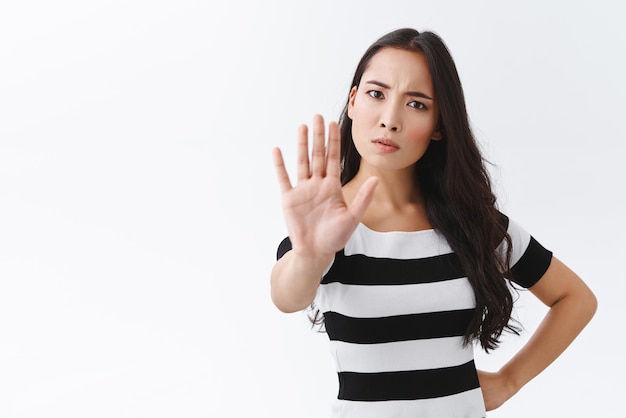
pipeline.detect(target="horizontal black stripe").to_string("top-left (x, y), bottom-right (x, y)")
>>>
top-left (324, 309), bottom-right (474, 344)
top-left (511, 237), bottom-right (553, 288)
top-left (276, 229), bottom-right (552, 289)
top-left (338, 360), bottom-right (480, 401)
top-left (323, 251), bottom-right (466, 286)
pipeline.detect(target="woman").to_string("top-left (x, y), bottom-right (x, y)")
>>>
top-left (270, 28), bottom-right (596, 417)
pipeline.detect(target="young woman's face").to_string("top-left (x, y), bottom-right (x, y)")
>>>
top-left (348, 47), bottom-right (441, 173)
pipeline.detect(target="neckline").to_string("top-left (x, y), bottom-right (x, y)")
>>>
top-left (357, 222), bottom-right (437, 235)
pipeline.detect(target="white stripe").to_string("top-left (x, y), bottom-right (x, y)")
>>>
top-left (314, 282), bottom-right (331, 314)
top-left (320, 278), bottom-right (475, 318)
top-left (345, 223), bottom-right (453, 259)
top-left (331, 336), bottom-right (473, 373)
top-left (331, 387), bottom-right (486, 418)
top-left (497, 217), bottom-right (531, 267)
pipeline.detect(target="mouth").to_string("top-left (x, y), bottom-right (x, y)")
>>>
top-left (372, 138), bottom-right (400, 152)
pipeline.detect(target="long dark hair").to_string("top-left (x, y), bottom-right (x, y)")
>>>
top-left (334, 28), bottom-right (517, 351)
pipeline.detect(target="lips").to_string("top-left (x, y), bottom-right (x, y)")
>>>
top-left (373, 138), bottom-right (399, 147)
top-left (372, 137), bottom-right (400, 153)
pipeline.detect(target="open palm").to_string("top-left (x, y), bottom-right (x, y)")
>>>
top-left (273, 115), bottom-right (378, 259)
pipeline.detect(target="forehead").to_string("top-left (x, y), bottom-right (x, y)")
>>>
top-left (361, 47), bottom-right (434, 93)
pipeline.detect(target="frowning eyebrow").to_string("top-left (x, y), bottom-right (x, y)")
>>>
top-left (365, 80), bottom-right (433, 100)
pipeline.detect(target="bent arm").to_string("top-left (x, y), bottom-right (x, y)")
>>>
top-left (480, 256), bottom-right (597, 410)
top-left (270, 250), bottom-right (334, 313)
top-left (503, 256), bottom-right (597, 387)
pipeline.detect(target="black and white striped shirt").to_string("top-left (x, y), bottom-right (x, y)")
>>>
top-left (277, 215), bottom-right (552, 417)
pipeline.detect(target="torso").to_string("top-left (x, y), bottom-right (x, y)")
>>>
top-left (315, 223), bottom-right (485, 417)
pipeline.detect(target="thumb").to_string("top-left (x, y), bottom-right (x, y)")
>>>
top-left (348, 177), bottom-right (379, 222)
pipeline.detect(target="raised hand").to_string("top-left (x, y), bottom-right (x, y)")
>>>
top-left (272, 114), bottom-right (378, 260)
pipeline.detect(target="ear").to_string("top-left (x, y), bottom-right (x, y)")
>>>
top-left (347, 86), bottom-right (357, 119)
top-left (431, 122), bottom-right (444, 141)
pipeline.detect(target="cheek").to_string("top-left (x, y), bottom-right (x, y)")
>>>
top-left (350, 100), bottom-right (377, 124)
top-left (408, 111), bottom-right (440, 138)
top-left (349, 107), bottom-right (370, 141)
top-left (405, 123), bottom-right (434, 144)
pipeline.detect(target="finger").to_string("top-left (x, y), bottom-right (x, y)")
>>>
top-left (272, 147), bottom-right (293, 193)
top-left (349, 176), bottom-right (379, 221)
top-left (296, 124), bottom-right (310, 182)
top-left (311, 114), bottom-right (326, 177)
top-left (326, 121), bottom-right (341, 179)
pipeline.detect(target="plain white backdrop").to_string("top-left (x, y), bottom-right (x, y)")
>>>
top-left (1, 0), bottom-right (624, 416)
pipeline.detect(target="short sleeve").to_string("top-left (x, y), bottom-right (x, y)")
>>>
top-left (497, 215), bottom-right (553, 288)
top-left (276, 237), bottom-right (292, 260)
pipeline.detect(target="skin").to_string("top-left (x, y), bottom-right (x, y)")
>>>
top-left (271, 47), bottom-right (597, 411)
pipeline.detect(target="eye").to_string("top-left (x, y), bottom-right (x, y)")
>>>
top-left (408, 100), bottom-right (427, 110)
top-left (366, 90), bottom-right (384, 99)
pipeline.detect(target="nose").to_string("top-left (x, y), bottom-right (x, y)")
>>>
top-left (379, 104), bottom-right (401, 132)
top-left (380, 121), bottom-right (399, 132)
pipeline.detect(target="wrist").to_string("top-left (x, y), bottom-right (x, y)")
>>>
top-left (291, 251), bottom-right (335, 273)
top-left (270, 250), bottom-right (335, 313)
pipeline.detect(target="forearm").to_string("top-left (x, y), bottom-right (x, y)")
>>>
top-left (270, 251), bottom-right (334, 313)
top-left (500, 279), bottom-right (597, 393)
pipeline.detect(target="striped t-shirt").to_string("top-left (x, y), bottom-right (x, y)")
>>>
top-left (276, 215), bottom-right (552, 418)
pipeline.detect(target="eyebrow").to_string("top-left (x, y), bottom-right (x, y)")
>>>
top-left (365, 80), bottom-right (433, 100)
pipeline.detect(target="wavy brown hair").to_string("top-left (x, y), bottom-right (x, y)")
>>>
top-left (330, 28), bottom-right (518, 351)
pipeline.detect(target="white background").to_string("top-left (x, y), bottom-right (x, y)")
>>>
top-left (1, 0), bottom-right (624, 417)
